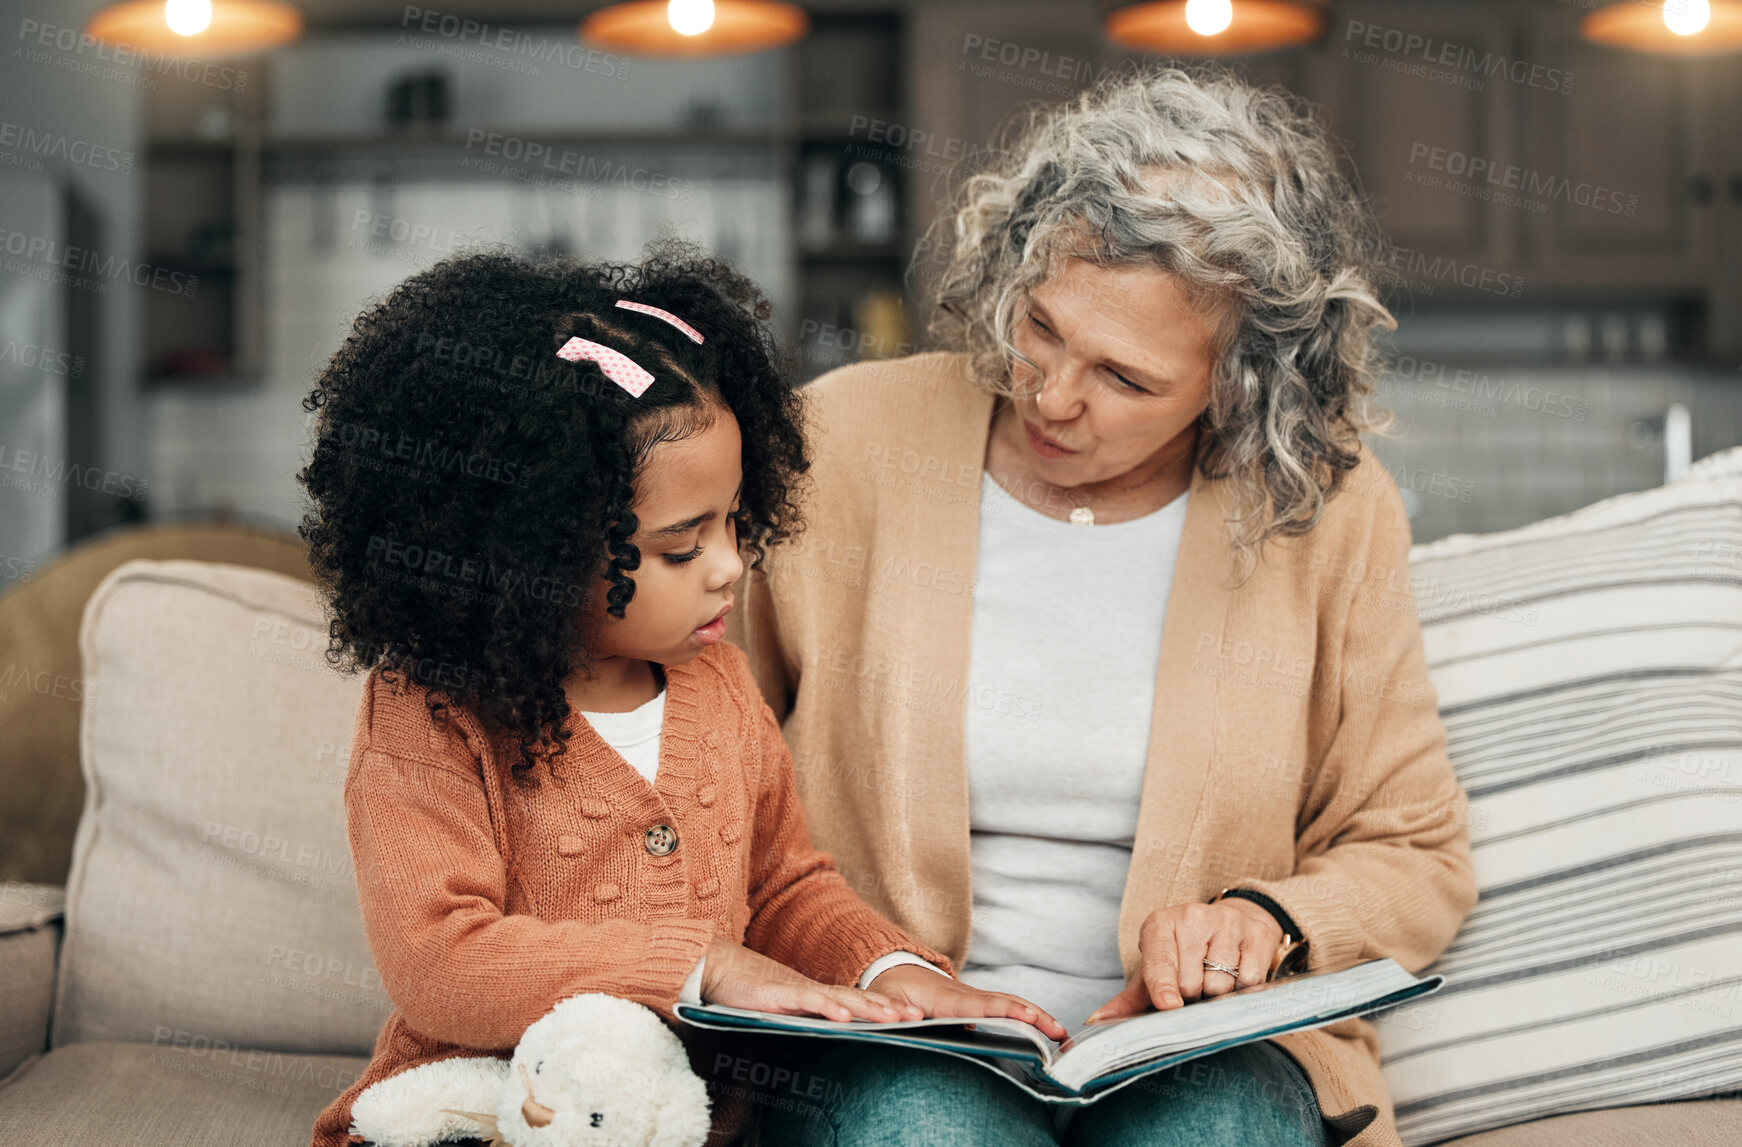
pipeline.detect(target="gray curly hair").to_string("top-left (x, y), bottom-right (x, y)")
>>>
top-left (924, 63), bottom-right (1396, 563)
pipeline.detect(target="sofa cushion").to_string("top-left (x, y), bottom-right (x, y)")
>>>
top-left (1377, 447), bottom-right (1742, 1144)
top-left (1434, 1097), bottom-right (1742, 1146)
top-left (53, 560), bottom-right (392, 1055)
top-left (0, 1040), bottom-right (369, 1146)
top-left (0, 885), bottom-right (61, 1079)
top-left (0, 520), bottom-right (312, 888)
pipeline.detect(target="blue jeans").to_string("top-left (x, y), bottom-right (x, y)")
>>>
top-left (754, 1038), bottom-right (1328, 1146)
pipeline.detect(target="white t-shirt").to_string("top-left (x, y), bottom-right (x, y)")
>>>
top-left (579, 687), bottom-right (666, 786)
top-left (959, 470), bottom-right (1189, 1035)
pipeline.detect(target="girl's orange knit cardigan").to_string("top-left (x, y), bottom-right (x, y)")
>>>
top-left (310, 640), bottom-right (955, 1147)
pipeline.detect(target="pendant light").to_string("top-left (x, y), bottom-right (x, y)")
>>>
top-left (1581, 0), bottom-right (1742, 57)
top-left (582, 0), bottom-right (809, 58)
top-left (86, 0), bottom-right (302, 55)
top-left (1104, 0), bottom-right (1325, 57)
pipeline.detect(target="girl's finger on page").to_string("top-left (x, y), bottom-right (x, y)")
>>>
top-left (1006, 996), bottom-right (1067, 1039)
top-left (868, 989), bottom-right (924, 1020)
top-left (1003, 994), bottom-right (1055, 1030)
top-left (798, 986), bottom-right (855, 1022)
top-left (976, 993), bottom-right (1035, 1020)
top-left (858, 989), bottom-right (914, 1019)
top-left (986, 992), bottom-right (1058, 1032)
top-left (877, 995), bottom-right (925, 1020)
top-left (831, 986), bottom-right (902, 1022)
top-left (982, 993), bottom-right (1067, 1040)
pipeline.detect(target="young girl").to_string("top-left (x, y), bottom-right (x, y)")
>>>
top-left (300, 242), bottom-right (1065, 1147)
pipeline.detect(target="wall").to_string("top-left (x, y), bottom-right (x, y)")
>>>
top-left (0, 0), bottom-right (144, 564)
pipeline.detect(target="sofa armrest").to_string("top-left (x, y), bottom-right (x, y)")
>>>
top-left (0, 884), bottom-right (65, 1082)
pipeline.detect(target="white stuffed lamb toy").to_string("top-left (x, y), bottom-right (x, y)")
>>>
top-left (348, 993), bottom-right (713, 1147)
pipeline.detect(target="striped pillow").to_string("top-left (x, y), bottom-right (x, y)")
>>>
top-left (1376, 447), bottom-right (1742, 1145)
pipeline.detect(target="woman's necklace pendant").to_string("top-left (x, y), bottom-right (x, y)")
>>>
top-left (1069, 505), bottom-right (1095, 526)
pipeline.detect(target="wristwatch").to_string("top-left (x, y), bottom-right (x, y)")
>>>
top-left (1210, 887), bottom-right (1310, 979)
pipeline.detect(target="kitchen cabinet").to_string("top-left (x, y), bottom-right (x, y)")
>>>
top-left (1315, 1), bottom-right (1737, 350)
top-left (1515, 14), bottom-right (1719, 293)
top-left (1315, 2), bottom-right (1519, 275)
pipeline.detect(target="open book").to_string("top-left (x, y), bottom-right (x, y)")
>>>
top-left (675, 957), bottom-right (1442, 1105)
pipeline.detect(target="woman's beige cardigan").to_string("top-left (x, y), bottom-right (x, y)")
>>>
top-left (723, 351), bottom-right (1479, 1146)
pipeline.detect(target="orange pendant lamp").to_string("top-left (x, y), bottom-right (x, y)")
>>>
top-left (582, 0), bottom-right (809, 58)
top-left (1104, 0), bottom-right (1325, 56)
top-left (1582, 0), bottom-right (1742, 56)
top-left (87, 0), bottom-right (302, 54)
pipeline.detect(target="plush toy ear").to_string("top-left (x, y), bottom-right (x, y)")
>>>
top-left (349, 1055), bottom-right (513, 1147)
top-left (435, 1108), bottom-right (510, 1147)
top-left (648, 1064), bottom-right (713, 1147)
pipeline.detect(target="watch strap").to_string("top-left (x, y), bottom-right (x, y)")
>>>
top-left (1211, 887), bottom-right (1310, 978)
top-left (1211, 887), bottom-right (1302, 939)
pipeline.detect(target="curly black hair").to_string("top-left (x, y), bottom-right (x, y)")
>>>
top-left (297, 238), bottom-right (809, 770)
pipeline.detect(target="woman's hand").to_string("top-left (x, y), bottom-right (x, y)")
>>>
top-left (1082, 899), bottom-right (1282, 1025)
top-left (867, 966), bottom-right (1069, 1043)
top-left (697, 937), bottom-right (924, 1023)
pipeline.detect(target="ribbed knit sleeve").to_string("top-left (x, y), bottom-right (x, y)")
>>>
top-left (346, 748), bottom-right (715, 1045)
top-left (1233, 477), bottom-right (1480, 976)
top-left (739, 699), bottom-right (957, 988)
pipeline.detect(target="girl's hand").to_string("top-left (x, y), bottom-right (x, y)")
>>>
top-left (698, 937), bottom-right (924, 1023)
top-left (1083, 899), bottom-right (1282, 1024)
top-left (866, 965), bottom-right (1069, 1043)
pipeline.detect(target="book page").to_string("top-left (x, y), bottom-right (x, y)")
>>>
top-left (1047, 957), bottom-right (1429, 1090)
top-left (673, 1002), bottom-right (1061, 1065)
top-left (673, 957), bottom-right (1441, 1098)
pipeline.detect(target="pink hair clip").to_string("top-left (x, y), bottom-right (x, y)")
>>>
top-left (615, 299), bottom-right (704, 344)
top-left (555, 336), bottom-right (654, 398)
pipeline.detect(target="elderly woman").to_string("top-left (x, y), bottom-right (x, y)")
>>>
top-left (724, 65), bottom-right (1477, 1147)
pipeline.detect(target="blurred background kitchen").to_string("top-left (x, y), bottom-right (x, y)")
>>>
top-left (2, 0), bottom-right (1740, 576)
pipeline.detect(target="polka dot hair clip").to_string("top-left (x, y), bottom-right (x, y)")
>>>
top-left (554, 335), bottom-right (654, 398)
top-left (615, 299), bottom-right (704, 344)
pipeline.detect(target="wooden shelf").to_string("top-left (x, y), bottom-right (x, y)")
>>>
top-left (787, 12), bottom-right (916, 382)
top-left (800, 242), bottom-right (907, 262)
top-left (257, 127), bottom-right (791, 154)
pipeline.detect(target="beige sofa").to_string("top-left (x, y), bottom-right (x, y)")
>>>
top-left (1, 557), bottom-right (1738, 1146)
